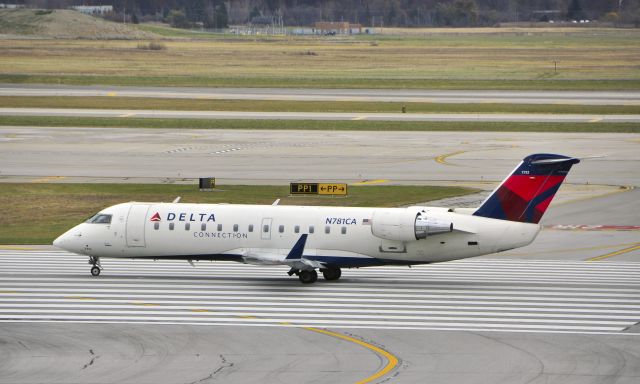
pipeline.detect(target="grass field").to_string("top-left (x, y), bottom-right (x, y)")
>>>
top-left (0, 183), bottom-right (475, 244)
top-left (1, 28), bottom-right (639, 89)
top-left (2, 96), bottom-right (639, 115)
top-left (1, 115), bottom-right (638, 133)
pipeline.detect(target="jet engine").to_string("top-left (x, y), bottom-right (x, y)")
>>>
top-left (371, 209), bottom-right (453, 242)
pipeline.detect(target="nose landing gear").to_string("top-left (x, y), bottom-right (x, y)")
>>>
top-left (89, 256), bottom-right (101, 277)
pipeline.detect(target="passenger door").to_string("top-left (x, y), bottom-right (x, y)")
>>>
top-left (126, 204), bottom-right (151, 247)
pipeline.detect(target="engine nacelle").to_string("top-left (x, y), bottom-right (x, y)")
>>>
top-left (371, 208), bottom-right (453, 242)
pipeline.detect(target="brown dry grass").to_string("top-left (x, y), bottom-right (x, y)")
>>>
top-left (1, 30), bottom-right (639, 82)
top-left (0, 9), bottom-right (158, 39)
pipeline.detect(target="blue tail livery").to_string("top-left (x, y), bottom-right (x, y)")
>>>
top-left (473, 153), bottom-right (580, 224)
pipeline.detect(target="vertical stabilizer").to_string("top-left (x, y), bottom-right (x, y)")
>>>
top-left (473, 154), bottom-right (580, 224)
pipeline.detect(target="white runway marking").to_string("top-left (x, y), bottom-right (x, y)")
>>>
top-left (0, 251), bottom-right (638, 334)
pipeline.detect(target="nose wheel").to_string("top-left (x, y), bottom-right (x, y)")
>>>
top-left (89, 256), bottom-right (101, 277)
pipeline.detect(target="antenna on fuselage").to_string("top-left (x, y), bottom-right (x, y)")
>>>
top-left (172, 196), bottom-right (181, 203)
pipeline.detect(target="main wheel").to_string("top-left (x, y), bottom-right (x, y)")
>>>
top-left (322, 267), bottom-right (342, 281)
top-left (298, 269), bottom-right (318, 284)
top-left (90, 266), bottom-right (101, 277)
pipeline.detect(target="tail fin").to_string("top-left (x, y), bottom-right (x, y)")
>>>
top-left (473, 154), bottom-right (580, 224)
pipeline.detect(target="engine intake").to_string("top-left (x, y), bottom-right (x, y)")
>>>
top-left (371, 209), bottom-right (453, 242)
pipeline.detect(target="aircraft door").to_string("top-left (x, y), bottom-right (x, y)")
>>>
top-left (261, 218), bottom-right (272, 240)
top-left (126, 204), bottom-right (151, 247)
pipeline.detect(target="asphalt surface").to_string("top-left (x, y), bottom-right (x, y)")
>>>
top-left (2, 84), bottom-right (640, 105)
top-left (1, 128), bottom-right (638, 187)
top-left (2, 107), bottom-right (640, 122)
top-left (0, 126), bottom-right (638, 383)
top-left (1, 244), bottom-right (639, 383)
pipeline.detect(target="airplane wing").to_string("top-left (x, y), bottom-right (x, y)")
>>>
top-left (230, 234), bottom-right (325, 270)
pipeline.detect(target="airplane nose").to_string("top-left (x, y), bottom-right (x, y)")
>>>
top-left (53, 233), bottom-right (66, 249)
top-left (53, 229), bottom-right (79, 252)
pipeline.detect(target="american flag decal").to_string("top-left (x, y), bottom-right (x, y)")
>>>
top-left (362, 218), bottom-right (371, 225)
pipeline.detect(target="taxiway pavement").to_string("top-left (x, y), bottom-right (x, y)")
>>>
top-left (1, 85), bottom-right (639, 105)
top-left (2, 107), bottom-right (640, 122)
top-left (1, 128), bottom-right (638, 187)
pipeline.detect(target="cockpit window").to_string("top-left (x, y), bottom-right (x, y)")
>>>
top-left (86, 213), bottom-right (112, 224)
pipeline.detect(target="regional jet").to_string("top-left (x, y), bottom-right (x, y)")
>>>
top-left (54, 153), bottom-right (579, 283)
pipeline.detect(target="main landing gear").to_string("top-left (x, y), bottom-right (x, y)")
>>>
top-left (288, 267), bottom-right (342, 284)
top-left (89, 256), bottom-right (101, 277)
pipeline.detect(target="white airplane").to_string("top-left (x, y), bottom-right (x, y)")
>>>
top-left (54, 153), bottom-right (579, 284)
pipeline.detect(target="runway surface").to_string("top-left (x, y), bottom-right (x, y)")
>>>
top-left (2, 107), bottom-right (640, 122)
top-left (1, 250), bottom-right (639, 333)
top-left (2, 85), bottom-right (639, 105)
top-left (1, 249), bottom-right (639, 383)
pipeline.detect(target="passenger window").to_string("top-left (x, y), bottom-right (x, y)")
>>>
top-left (325, 226), bottom-right (330, 234)
top-left (217, 224), bottom-right (222, 231)
top-left (154, 222), bottom-right (159, 230)
top-left (201, 223), bottom-right (206, 231)
top-left (309, 226), bottom-right (314, 234)
top-left (185, 223), bottom-right (190, 231)
top-left (279, 225), bottom-right (284, 233)
top-left (263, 225), bottom-right (269, 233)
top-left (294, 225), bottom-right (300, 233)
top-left (248, 224), bottom-right (254, 232)
top-left (233, 224), bottom-right (238, 232)
top-left (341, 226), bottom-right (347, 235)
top-left (169, 223), bottom-right (174, 230)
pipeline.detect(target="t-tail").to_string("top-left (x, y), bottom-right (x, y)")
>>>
top-left (473, 153), bottom-right (580, 224)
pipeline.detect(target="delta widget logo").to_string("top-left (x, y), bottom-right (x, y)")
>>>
top-left (149, 212), bottom-right (216, 222)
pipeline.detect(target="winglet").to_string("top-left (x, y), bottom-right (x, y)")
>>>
top-left (286, 234), bottom-right (308, 260)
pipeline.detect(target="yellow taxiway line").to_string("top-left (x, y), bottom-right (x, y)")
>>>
top-left (352, 179), bottom-right (389, 186)
top-left (435, 150), bottom-right (466, 165)
top-left (30, 176), bottom-right (66, 183)
top-left (0, 245), bottom-right (40, 250)
top-left (304, 327), bottom-right (399, 384)
top-left (587, 244), bottom-right (640, 262)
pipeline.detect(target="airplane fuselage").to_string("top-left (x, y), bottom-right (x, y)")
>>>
top-left (55, 202), bottom-right (540, 268)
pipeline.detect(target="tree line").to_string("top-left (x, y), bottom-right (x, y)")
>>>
top-left (17, 0), bottom-right (640, 27)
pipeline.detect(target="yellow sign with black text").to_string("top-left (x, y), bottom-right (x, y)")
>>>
top-left (318, 183), bottom-right (347, 195)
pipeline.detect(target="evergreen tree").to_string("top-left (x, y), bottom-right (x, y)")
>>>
top-left (249, 5), bottom-right (261, 20)
top-left (216, 1), bottom-right (229, 28)
top-left (567, 0), bottom-right (585, 20)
